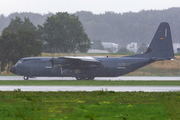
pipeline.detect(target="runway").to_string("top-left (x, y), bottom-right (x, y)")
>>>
top-left (0, 85), bottom-right (180, 92)
top-left (1, 76), bottom-right (180, 81)
top-left (1, 76), bottom-right (180, 92)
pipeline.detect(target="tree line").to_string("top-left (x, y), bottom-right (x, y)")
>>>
top-left (1, 7), bottom-right (180, 47)
top-left (75, 8), bottom-right (180, 47)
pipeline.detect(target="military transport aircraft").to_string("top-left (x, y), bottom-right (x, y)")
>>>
top-left (10, 22), bottom-right (174, 80)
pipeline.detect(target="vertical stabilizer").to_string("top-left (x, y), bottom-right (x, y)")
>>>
top-left (143, 22), bottom-right (174, 60)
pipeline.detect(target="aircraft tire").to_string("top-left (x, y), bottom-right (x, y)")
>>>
top-left (75, 77), bottom-right (95, 80)
top-left (85, 77), bottom-right (95, 80)
top-left (23, 76), bottom-right (29, 80)
top-left (75, 77), bottom-right (83, 80)
top-left (89, 77), bottom-right (95, 80)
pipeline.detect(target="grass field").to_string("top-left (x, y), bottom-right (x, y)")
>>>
top-left (0, 91), bottom-right (180, 120)
top-left (41, 53), bottom-right (180, 57)
top-left (1, 80), bottom-right (180, 86)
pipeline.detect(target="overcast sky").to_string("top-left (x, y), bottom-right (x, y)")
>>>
top-left (1, 0), bottom-right (180, 16)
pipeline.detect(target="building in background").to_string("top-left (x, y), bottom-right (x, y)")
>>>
top-left (102, 42), bottom-right (119, 53)
top-left (126, 42), bottom-right (138, 53)
top-left (177, 48), bottom-right (180, 53)
top-left (173, 43), bottom-right (180, 53)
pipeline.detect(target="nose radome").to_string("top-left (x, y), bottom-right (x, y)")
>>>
top-left (10, 66), bottom-right (16, 74)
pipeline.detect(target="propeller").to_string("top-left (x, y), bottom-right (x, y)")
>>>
top-left (49, 48), bottom-right (55, 68)
top-left (49, 57), bottom-right (54, 68)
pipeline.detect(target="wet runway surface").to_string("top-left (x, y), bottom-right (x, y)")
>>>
top-left (1, 76), bottom-right (180, 81)
top-left (0, 85), bottom-right (180, 92)
top-left (1, 76), bottom-right (180, 92)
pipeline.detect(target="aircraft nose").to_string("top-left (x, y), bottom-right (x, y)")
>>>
top-left (10, 66), bottom-right (16, 74)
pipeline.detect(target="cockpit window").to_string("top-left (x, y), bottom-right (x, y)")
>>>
top-left (16, 59), bottom-right (24, 65)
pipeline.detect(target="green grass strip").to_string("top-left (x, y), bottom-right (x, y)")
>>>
top-left (0, 80), bottom-right (180, 86)
top-left (0, 91), bottom-right (180, 119)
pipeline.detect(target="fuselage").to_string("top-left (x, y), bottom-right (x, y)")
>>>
top-left (10, 56), bottom-right (154, 79)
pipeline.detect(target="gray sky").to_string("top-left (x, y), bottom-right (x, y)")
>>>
top-left (1, 0), bottom-right (180, 16)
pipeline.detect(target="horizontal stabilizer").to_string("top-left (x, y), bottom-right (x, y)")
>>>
top-left (151, 57), bottom-right (174, 61)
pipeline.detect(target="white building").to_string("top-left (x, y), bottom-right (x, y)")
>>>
top-left (173, 43), bottom-right (180, 53)
top-left (126, 42), bottom-right (138, 53)
top-left (102, 42), bottom-right (119, 53)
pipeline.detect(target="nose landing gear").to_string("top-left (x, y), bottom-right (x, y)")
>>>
top-left (23, 76), bottom-right (29, 80)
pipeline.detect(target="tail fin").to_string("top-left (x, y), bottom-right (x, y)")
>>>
top-left (142, 22), bottom-right (174, 60)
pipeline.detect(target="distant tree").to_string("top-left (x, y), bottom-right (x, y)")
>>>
top-left (91, 39), bottom-right (104, 50)
top-left (117, 47), bottom-right (133, 53)
top-left (0, 15), bottom-right (7, 34)
top-left (5, 17), bottom-right (37, 32)
top-left (38, 12), bottom-right (91, 53)
top-left (0, 17), bottom-right (42, 72)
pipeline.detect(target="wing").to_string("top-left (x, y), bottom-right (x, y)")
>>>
top-left (53, 56), bottom-right (101, 69)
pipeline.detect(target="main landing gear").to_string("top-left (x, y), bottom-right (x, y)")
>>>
top-left (23, 76), bottom-right (29, 80)
top-left (75, 77), bottom-right (95, 80)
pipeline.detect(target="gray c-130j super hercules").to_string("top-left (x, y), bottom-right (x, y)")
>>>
top-left (10, 22), bottom-right (174, 80)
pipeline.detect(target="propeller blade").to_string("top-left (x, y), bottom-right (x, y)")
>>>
top-left (49, 58), bottom-right (54, 68)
